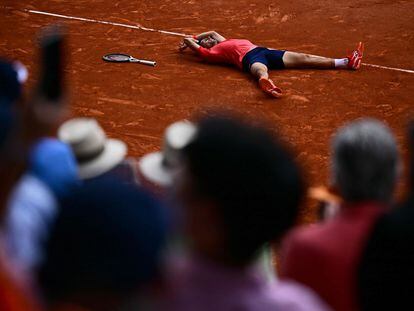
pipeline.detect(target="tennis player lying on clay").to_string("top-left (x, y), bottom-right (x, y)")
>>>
top-left (179, 31), bottom-right (363, 98)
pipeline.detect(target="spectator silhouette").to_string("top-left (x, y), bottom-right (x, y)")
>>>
top-left (58, 118), bottom-right (140, 185)
top-left (38, 176), bottom-right (168, 311)
top-left (358, 122), bottom-right (414, 310)
top-left (280, 118), bottom-right (399, 311)
top-left (5, 138), bottom-right (77, 275)
top-left (138, 120), bottom-right (196, 195)
top-left (161, 115), bottom-right (330, 311)
top-left (0, 58), bottom-right (41, 311)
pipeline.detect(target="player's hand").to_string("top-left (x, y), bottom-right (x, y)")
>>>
top-left (179, 37), bottom-right (197, 51)
top-left (178, 41), bottom-right (188, 51)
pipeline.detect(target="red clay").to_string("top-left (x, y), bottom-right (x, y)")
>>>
top-left (1, 0), bottom-right (414, 222)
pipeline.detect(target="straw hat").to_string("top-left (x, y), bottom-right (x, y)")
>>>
top-left (138, 120), bottom-right (197, 187)
top-left (58, 118), bottom-right (127, 179)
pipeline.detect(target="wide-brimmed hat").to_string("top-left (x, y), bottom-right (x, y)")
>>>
top-left (58, 118), bottom-right (127, 179)
top-left (138, 120), bottom-right (197, 187)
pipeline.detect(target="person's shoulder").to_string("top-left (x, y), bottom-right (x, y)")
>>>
top-left (284, 223), bottom-right (329, 246)
top-left (264, 280), bottom-right (332, 311)
top-left (280, 222), bottom-right (337, 264)
top-left (368, 200), bottom-right (414, 249)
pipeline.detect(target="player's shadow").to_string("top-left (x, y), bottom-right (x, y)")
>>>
top-left (176, 51), bottom-right (277, 101)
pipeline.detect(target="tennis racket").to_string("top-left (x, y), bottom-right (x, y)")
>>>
top-left (102, 53), bottom-right (156, 66)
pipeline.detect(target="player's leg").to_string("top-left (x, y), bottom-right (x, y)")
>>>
top-left (282, 52), bottom-right (336, 69)
top-left (250, 62), bottom-right (269, 80)
top-left (280, 42), bottom-right (364, 70)
top-left (250, 62), bottom-right (282, 98)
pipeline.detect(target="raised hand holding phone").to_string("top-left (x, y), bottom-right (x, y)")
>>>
top-left (26, 25), bottom-right (68, 142)
top-left (38, 25), bottom-right (65, 102)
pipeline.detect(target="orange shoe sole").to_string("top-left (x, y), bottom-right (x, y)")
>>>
top-left (259, 78), bottom-right (283, 98)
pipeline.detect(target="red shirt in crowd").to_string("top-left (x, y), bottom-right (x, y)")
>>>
top-left (279, 202), bottom-right (387, 311)
top-left (197, 39), bottom-right (257, 69)
top-left (0, 254), bottom-right (39, 311)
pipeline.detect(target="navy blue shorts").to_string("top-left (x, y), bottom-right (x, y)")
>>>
top-left (242, 47), bottom-right (286, 72)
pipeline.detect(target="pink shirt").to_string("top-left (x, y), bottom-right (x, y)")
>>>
top-left (197, 39), bottom-right (257, 69)
top-left (160, 254), bottom-right (331, 311)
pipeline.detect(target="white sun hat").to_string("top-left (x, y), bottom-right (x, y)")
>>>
top-left (138, 120), bottom-right (197, 187)
top-left (58, 118), bottom-right (127, 179)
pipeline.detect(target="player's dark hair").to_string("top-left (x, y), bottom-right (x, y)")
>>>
top-left (183, 115), bottom-right (303, 265)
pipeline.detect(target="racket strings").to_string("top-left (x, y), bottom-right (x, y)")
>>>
top-left (103, 53), bottom-right (130, 62)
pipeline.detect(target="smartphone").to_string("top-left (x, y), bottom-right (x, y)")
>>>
top-left (38, 26), bottom-right (65, 101)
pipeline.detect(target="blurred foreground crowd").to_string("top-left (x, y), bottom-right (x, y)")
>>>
top-left (1, 37), bottom-right (413, 311)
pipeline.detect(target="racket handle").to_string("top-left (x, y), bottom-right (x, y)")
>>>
top-left (132, 59), bottom-right (156, 66)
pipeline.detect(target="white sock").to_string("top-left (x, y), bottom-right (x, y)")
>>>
top-left (334, 58), bottom-right (349, 69)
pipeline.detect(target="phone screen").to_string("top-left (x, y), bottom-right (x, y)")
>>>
top-left (39, 27), bottom-right (64, 101)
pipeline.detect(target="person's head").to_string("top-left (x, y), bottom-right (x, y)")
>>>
top-left (0, 59), bottom-right (26, 104)
top-left (0, 59), bottom-right (26, 153)
top-left (38, 176), bottom-right (169, 310)
top-left (0, 59), bottom-right (27, 214)
top-left (29, 138), bottom-right (78, 197)
top-left (58, 118), bottom-right (127, 180)
top-left (331, 118), bottom-right (399, 203)
top-left (199, 36), bottom-right (218, 49)
top-left (175, 115), bottom-right (303, 266)
top-left (138, 120), bottom-right (197, 194)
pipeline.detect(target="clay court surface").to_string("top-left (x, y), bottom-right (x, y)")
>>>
top-left (1, 0), bottom-right (413, 220)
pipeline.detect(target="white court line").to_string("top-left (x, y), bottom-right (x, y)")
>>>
top-left (361, 63), bottom-right (414, 74)
top-left (26, 9), bottom-right (189, 37)
top-left (25, 9), bottom-right (414, 75)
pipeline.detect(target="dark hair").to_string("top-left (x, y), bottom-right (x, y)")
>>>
top-left (0, 59), bottom-right (20, 149)
top-left (0, 59), bottom-right (21, 102)
top-left (183, 116), bottom-right (303, 264)
top-left (0, 98), bottom-right (13, 149)
top-left (38, 176), bottom-right (169, 302)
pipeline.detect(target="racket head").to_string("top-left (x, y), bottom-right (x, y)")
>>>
top-left (102, 53), bottom-right (131, 62)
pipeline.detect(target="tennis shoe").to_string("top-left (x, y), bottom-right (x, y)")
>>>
top-left (259, 78), bottom-right (282, 98)
top-left (347, 42), bottom-right (364, 70)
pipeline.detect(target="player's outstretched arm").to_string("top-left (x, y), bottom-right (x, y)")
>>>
top-left (195, 31), bottom-right (226, 42)
top-left (179, 37), bottom-right (200, 52)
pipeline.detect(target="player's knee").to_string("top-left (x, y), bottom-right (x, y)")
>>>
top-left (296, 54), bottom-right (310, 64)
top-left (250, 66), bottom-right (261, 76)
top-left (250, 63), bottom-right (268, 78)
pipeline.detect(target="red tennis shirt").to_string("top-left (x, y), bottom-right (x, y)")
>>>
top-left (197, 39), bottom-right (257, 69)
